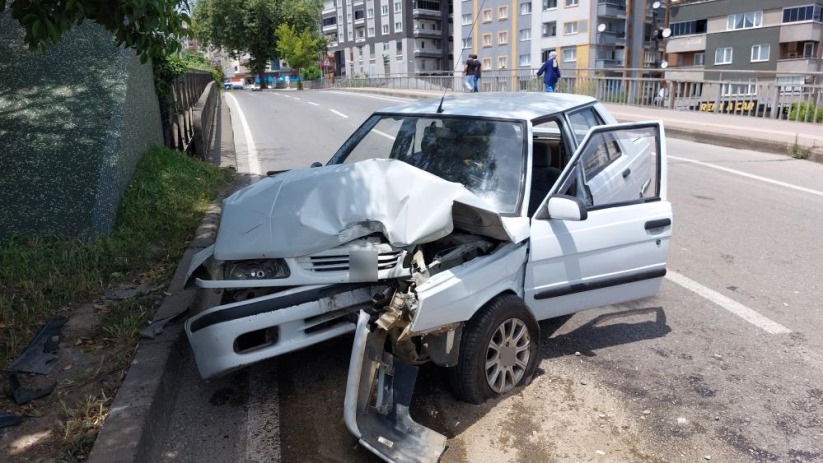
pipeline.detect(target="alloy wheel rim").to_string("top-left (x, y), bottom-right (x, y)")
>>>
top-left (485, 318), bottom-right (531, 394)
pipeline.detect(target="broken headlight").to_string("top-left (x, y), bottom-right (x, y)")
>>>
top-left (224, 259), bottom-right (290, 280)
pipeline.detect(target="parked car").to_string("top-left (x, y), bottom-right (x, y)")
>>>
top-left (222, 82), bottom-right (232, 91)
top-left (184, 93), bottom-right (672, 462)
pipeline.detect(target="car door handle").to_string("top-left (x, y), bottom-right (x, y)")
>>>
top-left (645, 218), bottom-right (671, 230)
top-left (622, 168), bottom-right (631, 178)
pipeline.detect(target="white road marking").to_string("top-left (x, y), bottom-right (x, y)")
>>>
top-left (293, 97), bottom-right (301, 101)
top-left (330, 109), bottom-right (349, 118)
top-left (307, 102), bottom-right (320, 106)
top-left (669, 155), bottom-right (823, 198)
top-left (224, 92), bottom-right (262, 175)
top-left (325, 90), bottom-right (410, 103)
top-left (373, 129), bottom-right (396, 141)
top-left (666, 271), bottom-right (791, 335)
top-left (246, 365), bottom-right (281, 462)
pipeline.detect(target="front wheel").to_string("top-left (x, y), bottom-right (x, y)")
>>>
top-left (448, 294), bottom-right (540, 404)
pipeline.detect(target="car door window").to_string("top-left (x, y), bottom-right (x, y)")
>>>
top-left (567, 107), bottom-right (604, 145)
top-left (562, 123), bottom-right (661, 209)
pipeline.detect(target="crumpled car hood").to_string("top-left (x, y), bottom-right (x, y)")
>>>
top-left (214, 159), bottom-right (517, 260)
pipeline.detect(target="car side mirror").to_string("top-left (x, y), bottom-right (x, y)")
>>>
top-left (310, 161), bottom-right (323, 168)
top-left (546, 195), bottom-right (588, 221)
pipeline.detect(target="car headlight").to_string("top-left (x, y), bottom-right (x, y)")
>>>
top-left (225, 259), bottom-right (290, 280)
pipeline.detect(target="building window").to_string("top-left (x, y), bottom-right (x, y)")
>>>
top-left (499, 5), bottom-right (508, 19)
top-left (368, 27), bottom-right (375, 37)
top-left (482, 58), bottom-right (492, 70)
top-left (721, 79), bottom-right (756, 97)
top-left (395, 21), bottom-right (402, 32)
top-left (482, 33), bottom-right (492, 47)
top-left (727, 11), bottom-right (762, 30)
top-left (519, 54), bottom-right (531, 67)
top-left (751, 44), bottom-right (770, 62)
top-left (520, 2), bottom-right (532, 14)
top-left (382, 24), bottom-right (389, 34)
top-left (498, 56), bottom-right (507, 68)
top-left (322, 17), bottom-right (336, 27)
top-left (382, 4), bottom-right (388, 15)
top-left (563, 47), bottom-right (576, 62)
top-left (462, 38), bottom-right (471, 49)
top-left (498, 31), bottom-right (508, 44)
top-left (520, 28), bottom-right (531, 41)
top-left (348, 31), bottom-right (353, 40)
top-left (782, 5), bottom-right (823, 23)
top-left (543, 0), bottom-right (557, 9)
top-left (715, 47), bottom-right (733, 65)
top-left (694, 52), bottom-right (705, 65)
top-left (564, 21), bottom-right (578, 34)
top-left (670, 19), bottom-right (707, 36)
top-left (777, 75), bottom-right (805, 94)
top-left (394, 2), bottom-right (401, 12)
top-left (367, 8), bottom-right (374, 18)
top-left (397, 41), bottom-right (402, 55)
top-left (354, 10), bottom-right (365, 20)
top-left (565, 0), bottom-right (579, 6)
top-left (482, 8), bottom-right (492, 22)
top-left (462, 14), bottom-right (472, 25)
top-left (543, 21), bottom-right (557, 37)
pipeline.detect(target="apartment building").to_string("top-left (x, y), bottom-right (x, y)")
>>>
top-left (321, 0), bottom-right (453, 77)
top-left (665, 0), bottom-right (823, 89)
top-left (452, 0), bottom-right (666, 87)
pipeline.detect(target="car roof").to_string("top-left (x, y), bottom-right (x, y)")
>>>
top-left (376, 92), bottom-right (598, 121)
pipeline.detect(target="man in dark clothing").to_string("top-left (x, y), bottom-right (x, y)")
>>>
top-left (536, 51), bottom-right (561, 93)
top-left (464, 54), bottom-right (480, 92)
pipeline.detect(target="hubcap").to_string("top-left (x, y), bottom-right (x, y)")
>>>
top-left (485, 318), bottom-right (531, 394)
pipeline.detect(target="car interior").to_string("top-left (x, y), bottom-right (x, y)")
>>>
top-left (529, 123), bottom-right (568, 217)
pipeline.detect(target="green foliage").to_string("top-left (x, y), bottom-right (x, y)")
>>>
top-left (193, 0), bottom-right (320, 87)
top-left (3, 0), bottom-right (191, 61)
top-left (789, 101), bottom-right (823, 123)
top-left (153, 51), bottom-right (222, 105)
top-left (0, 147), bottom-right (232, 365)
top-left (276, 23), bottom-right (321, 76)
top-left (788, 134), bottom-right (813, 159)
top-left (302, 64), bottom-right (322, 81)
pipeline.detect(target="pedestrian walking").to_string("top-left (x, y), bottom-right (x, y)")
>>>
top-left (536, 51), bottom-right (561, 93)
top-left (464, 54), bottom-right (481, 93)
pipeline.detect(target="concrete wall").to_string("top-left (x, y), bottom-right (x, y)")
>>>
top-left (0, 12), bottom-right (162, 241)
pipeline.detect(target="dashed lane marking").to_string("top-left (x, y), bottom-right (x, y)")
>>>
top-left (330, 109), bottom-right (349, 118)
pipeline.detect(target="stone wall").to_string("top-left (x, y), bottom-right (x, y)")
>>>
top-left (0, 12), bottom-right (163, 241)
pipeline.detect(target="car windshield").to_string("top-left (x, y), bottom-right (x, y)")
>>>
top-left (329, 115), bottom-right (526, 214)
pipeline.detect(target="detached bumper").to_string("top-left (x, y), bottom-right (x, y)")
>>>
top-left (344, 311), bottom-right (447, 463)
top-left (185, 285), bottom-right (378, 379)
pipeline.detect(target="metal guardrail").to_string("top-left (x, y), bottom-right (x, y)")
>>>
top-left (321, 68), bottom-right (823, 124)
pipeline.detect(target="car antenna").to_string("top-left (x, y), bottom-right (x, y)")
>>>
top-left (437, 0), bottom-right (486, 115)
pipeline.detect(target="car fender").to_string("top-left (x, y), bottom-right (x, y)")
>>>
top-left (409, 242), bottom-right (529, 333)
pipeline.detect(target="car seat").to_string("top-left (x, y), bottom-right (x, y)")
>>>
top-left (529, 141), bottom-right (563, 216)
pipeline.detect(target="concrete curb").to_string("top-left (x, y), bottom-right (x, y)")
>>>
top-left (88, 93), bottom-right (235, 463)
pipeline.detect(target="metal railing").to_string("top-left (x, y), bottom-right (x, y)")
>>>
top-left (320, 68), bottom-right (823, 123)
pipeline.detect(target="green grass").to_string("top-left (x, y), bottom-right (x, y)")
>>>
top-left (0, 146), bottom-right (232, 365)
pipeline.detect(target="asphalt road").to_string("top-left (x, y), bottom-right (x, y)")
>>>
top-left (157, 89), bottom-right (823, 463)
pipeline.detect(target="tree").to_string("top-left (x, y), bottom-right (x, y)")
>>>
top-left (193, 0), bottom-right (320, 89)
top-left (1, 0), bottom-right (190, 61)
top-left (275, 24), bottom-right (321, 90)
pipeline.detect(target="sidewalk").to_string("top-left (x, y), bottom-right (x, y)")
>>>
top-left (336, 87), bottom-right (823, 162)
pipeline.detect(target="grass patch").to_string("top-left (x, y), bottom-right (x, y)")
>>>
top-left (0, 146), bottom-right (232, 366)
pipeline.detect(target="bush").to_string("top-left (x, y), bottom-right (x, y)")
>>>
top-left (788, 102), bottom-right (823, 123)
top-left (302, 64), bottom-right (322, 81)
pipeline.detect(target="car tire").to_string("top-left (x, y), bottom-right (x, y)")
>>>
top-left (448, 293), bottom-right (540, 404)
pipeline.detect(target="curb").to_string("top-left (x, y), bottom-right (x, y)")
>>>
top-left (88, 93), bottom-right (235, 463)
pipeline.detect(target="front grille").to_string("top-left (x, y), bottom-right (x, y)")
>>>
top-left (299, 251), bottom-right (402, 273)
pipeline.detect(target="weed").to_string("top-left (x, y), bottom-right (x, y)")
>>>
top-left (788, 134), bottom-right (812, 160)
top-left (58, 393), bottom-right (112, 460)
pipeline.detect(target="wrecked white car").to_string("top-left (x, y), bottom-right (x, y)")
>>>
top-left (185, 93), bottom-right (672, 462)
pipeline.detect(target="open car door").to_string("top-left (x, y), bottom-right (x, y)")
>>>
top-left (525, 121), bottom-right (672, 320)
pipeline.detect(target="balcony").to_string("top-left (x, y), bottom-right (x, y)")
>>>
top-left (597, 31), bottom-right (626, 47)
top-left (354, 17), bottom-right (365, 25)
top-left (413, 8), bottom-right (442, 19)
top-left (664, 66), bottom-right (704, 82)
top-left (780, 22), bottom-right (823, 43)
top-left (595, 59), bottom-right (624, 69)
top-left (414, 48), bottom-right (442, 58)
top-left (666, 34), bottom-right (706, 54)
top-left (322, 24), bottom-right (337, 32)
top-left (777, 57), bottom-right (822, 74)
top-left (597, 2), bottom-right (626, 19)
top-left (413, 28), bottom-right (443, 38)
